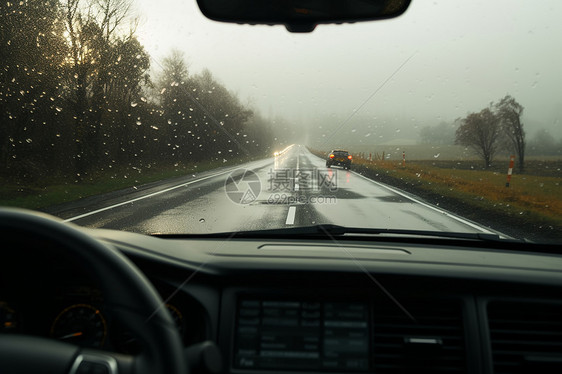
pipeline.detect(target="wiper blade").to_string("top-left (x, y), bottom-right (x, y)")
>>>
top-left (231, 224), bottom-right (510, 241)
top-left (156, 224), bottom-right (516, 242)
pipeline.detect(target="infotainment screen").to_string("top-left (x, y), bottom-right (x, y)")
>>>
top-left (234, 299), bottom-right (370, 371)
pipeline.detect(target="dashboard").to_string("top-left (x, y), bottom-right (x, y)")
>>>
top-left (2, 228), bottom-right (562, 374)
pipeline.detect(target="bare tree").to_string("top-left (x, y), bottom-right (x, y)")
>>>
top-left (94, 0), bottom-right (134, 40)
top-left (455, 107), bottom-right (502, 168)
top-left (62, 0), bottom-right (144, 176)
top-left (496, 95), bottom-right (525, 172)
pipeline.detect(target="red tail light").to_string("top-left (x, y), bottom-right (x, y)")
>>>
top-left (348, 155), bottom-right (352, 159)
top-left (329, 154), bottom-right (335, 159)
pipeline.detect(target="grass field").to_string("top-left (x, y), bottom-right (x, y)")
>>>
top-left (354, 158), bottom-right (561, 221)
top-left (347, 144), bottom-right (562, 177)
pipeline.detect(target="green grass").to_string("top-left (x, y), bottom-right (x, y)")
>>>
top-left (0, 157), bottom-right (257, 210)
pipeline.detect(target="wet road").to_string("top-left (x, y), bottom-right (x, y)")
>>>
top-left (57, 145), bottom-right (495, 235)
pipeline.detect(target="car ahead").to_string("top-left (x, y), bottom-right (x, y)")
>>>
top-left (326, 150), bottom-right (352, 169)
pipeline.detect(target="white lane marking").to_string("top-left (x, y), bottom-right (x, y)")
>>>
top-left (65, 168), bottom-right (244, 222)
top-left (352, 172), bottom-right (495, 234)
top-left (285, 206), bottom-right (296, 225)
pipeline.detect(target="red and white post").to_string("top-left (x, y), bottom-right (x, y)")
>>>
top-left (402, 151), bottom-right (406, 166)
top-left (506, 155), bottom-right (515, 187)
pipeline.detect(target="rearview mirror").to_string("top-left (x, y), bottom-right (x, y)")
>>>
top-left (196, 0), bottom-right (411, 32)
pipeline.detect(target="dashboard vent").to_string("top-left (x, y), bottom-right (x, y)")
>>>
top-left (487, 300), bottom-right (562, 374)
top-left (373, 298), bottom-right (466, 373)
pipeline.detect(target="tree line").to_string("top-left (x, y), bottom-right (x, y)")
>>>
top-left (1, 0), bottom-right (277, 185)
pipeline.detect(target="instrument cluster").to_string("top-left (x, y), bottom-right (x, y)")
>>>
top-left (0, 274), bottom-right (207, 353)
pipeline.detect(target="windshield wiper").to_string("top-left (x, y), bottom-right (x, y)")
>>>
top-left (156, 224), bottom-right (519, 242)
top-left (203, 224), bottom-right (510, 240)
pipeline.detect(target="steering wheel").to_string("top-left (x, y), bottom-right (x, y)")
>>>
top-left (0, 208), bottom-right (187, 374)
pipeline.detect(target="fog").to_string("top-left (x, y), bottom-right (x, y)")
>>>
top-left (135, 0), bottom-right (562, 144)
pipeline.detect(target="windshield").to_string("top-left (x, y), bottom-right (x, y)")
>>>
top-left (1, 0), bottom-right (560, 243)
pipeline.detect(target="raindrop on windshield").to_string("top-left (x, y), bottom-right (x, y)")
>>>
top-left (434, 153), bottom-right (441, 158)
top-left (199, 218), bottom-right (205, 223)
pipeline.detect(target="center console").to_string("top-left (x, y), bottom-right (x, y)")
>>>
top-left (222, 289), bottom-right (371, 373)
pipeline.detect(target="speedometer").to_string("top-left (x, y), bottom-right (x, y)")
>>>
top-left (50, 303), bottom-right (107, 348)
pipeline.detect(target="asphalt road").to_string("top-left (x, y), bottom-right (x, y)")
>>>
top-left (54, 145), bottom-right (495, 235)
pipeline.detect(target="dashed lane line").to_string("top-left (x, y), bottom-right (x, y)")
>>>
top-left (285, 206), bottom-right (296, 225)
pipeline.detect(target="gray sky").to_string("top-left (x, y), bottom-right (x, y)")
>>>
top-left (134, 0), bottom-right (562, 139)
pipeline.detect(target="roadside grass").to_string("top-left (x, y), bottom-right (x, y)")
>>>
top-left (352, 157), bottom-right (562, 226)
top-left (410, 159), bottom-right (562, 178)
top-left (0, 157), bottom-right (256, 210)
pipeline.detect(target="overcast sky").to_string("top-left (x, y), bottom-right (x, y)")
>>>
top-left (133, 0), bottom-right (562, 139)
